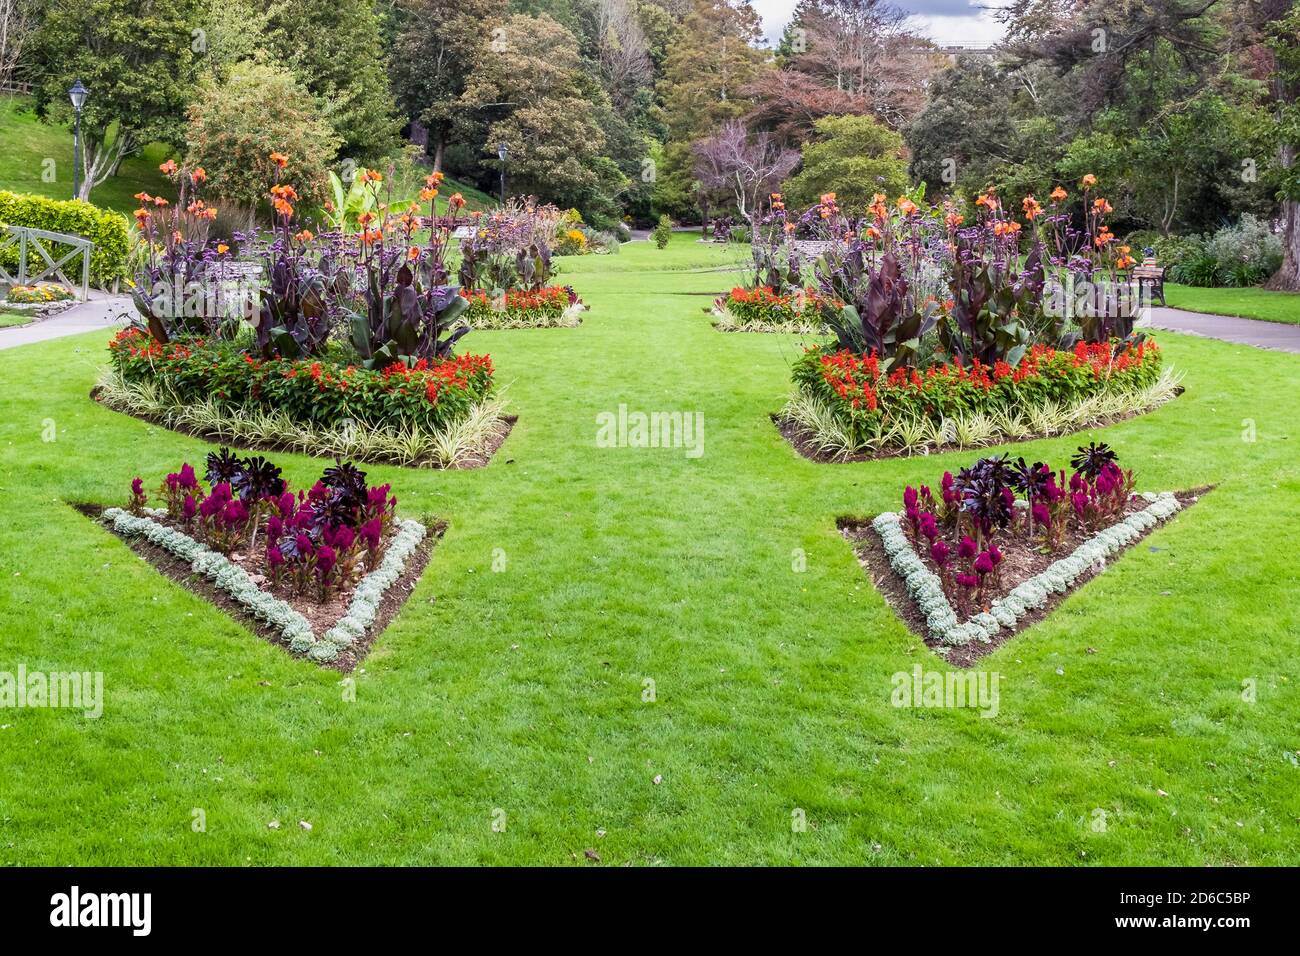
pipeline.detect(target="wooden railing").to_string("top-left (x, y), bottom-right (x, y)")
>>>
top-left (0, 225), bottom-right (93, 300)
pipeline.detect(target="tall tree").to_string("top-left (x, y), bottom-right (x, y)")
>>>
top-left (655, 0), bottom-right (767, 217)
top-left (0, 0), bottom-right (33, 88)
top-left (1262, 0), bottom-right (1300, 289)
top-left (262, 0), bottom-right (401, 162)
top-left (783, 113), bottom-right (908, 211)
top-left (459, 12), bottom-right (624, 211)
top-left (390, 0), bottom-right (505, 172)
top-left (28, 0), bottom-right (200, 200)
top-left (692, 120), bottom-right (799, 220)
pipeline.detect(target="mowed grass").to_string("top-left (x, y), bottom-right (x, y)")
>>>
top-left (0, 234), bottom-right (1298, 865)
top-left (1166, 282), bottom-right (1300, 326)
top-left (0, 93), bottom-right (493, 219)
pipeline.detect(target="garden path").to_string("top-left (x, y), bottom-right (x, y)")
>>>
top-left (1147, 306), bottom-right (1300, 354)
top-left (0, 291), bottom-right (132, 351)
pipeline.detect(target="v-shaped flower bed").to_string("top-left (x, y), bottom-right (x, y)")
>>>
top-left (840, 444), bottom-right (1203, 665)
top-left (88, 448), bottom-right (436, 670)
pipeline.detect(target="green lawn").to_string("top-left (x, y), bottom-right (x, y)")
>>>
top-left (0, 94), bottom-right (175, 216)
top-left (0, 233), bottom-right (1297, 865)
top-left (1165, 282), bottom-right (1300, 326)
top-left (0, 94), bottom-right (494, 219)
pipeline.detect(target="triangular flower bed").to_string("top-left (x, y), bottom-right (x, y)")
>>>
top-left (80, 449), bottom-right (441, 672)
top-left (838, 446), bottom-right (1205, 666)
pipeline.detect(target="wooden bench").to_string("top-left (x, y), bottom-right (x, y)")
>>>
top-left (1131, 260), bottom-right (1166, 306)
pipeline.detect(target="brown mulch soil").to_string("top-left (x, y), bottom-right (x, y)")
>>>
top-left (839, 487), bottom-right (1209, 666)
top-left (74, 503), bottom-right (443, 672)
top-left (773, 387), bottom-right (1184, 464)
top-left (88, 385), bottom-right (515, 470)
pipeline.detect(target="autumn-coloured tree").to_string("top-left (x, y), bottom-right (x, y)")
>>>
top-left (692, 121), bottom-right (800, 221)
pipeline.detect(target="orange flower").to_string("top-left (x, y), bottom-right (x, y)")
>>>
top-left (359, 168), bottom-right (383, 183)
top-left (975, 193), bottom-right (994, 210)
top-left (216, 243), bottom-right (229, 254)
top-left (152, 196), bottom-right (169, 207)
top-left (190, 167), bottom-right (207, 184)
top-left (1022, 195), bottom-right (1042, 219)
top-left (1081, 173), bottom-right (1097, 188)
top-left (356, 211), bottom-right (376, 226)
top-left (419, 187), bottom-right (438, 202)
top-left (868, 192), bottom-right (888, 219)
top-left (134, 191), bottom-right (152, 203)
top-left (1050, 186), bottom-right (1067, 202)
top-left (159, 159), bottom-right (178, 176)
top-left (945, 210), bottom-right (964, 230)
top-left (269, 152), bottom-right (289, 169)
top-left (294, 229), bottom-right (315, 242)
top-left (449, 193), bottom-right (465, 208)
top-left (896, 197), bottom-right (918, 216)
top-left (424, 171), bottom-right (444, 187)
top-left (408, 245), bottom-right (421, 260)
top-left (1092, 197), bottom-right (1113, 214)
top-left (272, 198), bottom-right (294, 218)
top-left (783, 222), bottom-right (796, 234)
top-left (270, 184), bottom-right (299, 201)
top-left (361, 228), bottom-right (383, 245)
top-left (820, 192), bottom-right (837, 204)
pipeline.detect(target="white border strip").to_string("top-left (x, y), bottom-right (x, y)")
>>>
top-left (102, 507), bottom-right (426, 663)
top-left (871, 492), bottom-right (1183, 647)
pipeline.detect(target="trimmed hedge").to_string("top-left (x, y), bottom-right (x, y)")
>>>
top-left (0, 191), bottom-right (130, 286)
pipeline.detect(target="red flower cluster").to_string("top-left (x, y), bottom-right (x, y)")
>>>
top-left (725, 286), bottom-right (838, 325)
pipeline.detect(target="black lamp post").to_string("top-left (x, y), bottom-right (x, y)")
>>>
top-left (68, 80), bottom-right (88, 200)
top-left (497, 142), bottom-right (508, 206)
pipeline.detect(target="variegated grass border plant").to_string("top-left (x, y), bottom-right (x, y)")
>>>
top-left (780, 366), bottom-right (1183, 460)
top-left (95, 368), bottom-right (512, 469)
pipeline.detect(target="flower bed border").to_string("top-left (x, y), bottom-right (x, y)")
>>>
top-left (92, 370), bottom-right (515, 469)
top-left (776, 370), bottom-right (1183, 463)
top-left (466, 301), bottom-right (586, 330)
top-left (95, 506), bottom-right (437, 670)
top-left (842, 489), bottom-right (1202, 665)
top-left (710, 302), bottom-right (829, 335)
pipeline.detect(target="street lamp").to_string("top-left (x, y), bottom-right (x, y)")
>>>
top-left (497, 142), bottom-right (508, 206)
top-left (68, 80), bottom-right (88, 200)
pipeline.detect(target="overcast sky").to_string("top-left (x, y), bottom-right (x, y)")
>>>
top-left (750, 0), bottom-right (1008, 47)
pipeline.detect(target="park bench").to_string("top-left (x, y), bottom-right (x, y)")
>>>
top-left (1131, 259), bottom-right (1166, 306)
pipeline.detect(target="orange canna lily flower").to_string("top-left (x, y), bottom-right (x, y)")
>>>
top-left (269, 152), bottom-right (289, 169)
top-left (408, 246), bottom-right (421, 260)
top-left (1050, 186), bottom-right (1067, 202)
top-left (216, 243), bottom-right (229, 254)
top-left (449, 193), bottom-right (465, 208)
top-left (1081, 173), bottom-right (1097, 188)
top-left (1022, 195), bottom-right (1042, 219)
top-left (896, 197), bottom-right (918, 216)
top-left (190, 167), bottom-right (207, 184)
top-left (159, 159), bottom-right (178, 176)
top-left (294, 229), bottom-right (315, 242)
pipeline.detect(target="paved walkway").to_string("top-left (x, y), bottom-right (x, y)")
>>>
top-left (1147, 306), bottom-right (1300, 354)
top-left (3, 294), bottom-right (1298, 355)
top-left (0, 291), bottom-right (133, 350)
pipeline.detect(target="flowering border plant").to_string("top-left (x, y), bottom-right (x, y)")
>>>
top-left (863, 445), bottom-right (1186, 648)
top-left (104, 449), bottom-right (430, 664)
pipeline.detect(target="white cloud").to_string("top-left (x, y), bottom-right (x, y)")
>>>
top-left (749, 0), bottom-right (1006, 47)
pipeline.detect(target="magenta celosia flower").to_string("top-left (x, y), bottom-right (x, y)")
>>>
top-left (360, 518), bottom-right (382, 551)
top-left (165, 472), bottom-right (180, 492)
top-left (919, 513), bottom-right (938, 540)
top-left (974, 551), bottom-right (994, 575)
top-left (958, 535), bottom-right (977, 560)
top-left (295, 533), bottom-right (314, 557)
top-left (903, 486), bottom-right (918, 511)
top-left (267, 515), bottom-right (283, 540)
top-left (315, 544), bottom-right (336, 576)
top-left (131, 477), bottom-right (143, 496)
top-left (988, 545), bottom-right (1003, 567)
top-left (182, 494), bottom-right (197, 520)
top-left (1072, 492), bottom-right (1088, 515)
top-left (329, 525), bottom-right (355, 552)
top-left (179, 463), bottom-right (198, 490)
top-left (222, 500), bottom-right (247, 527)
top-left (266, 545), bottom-right (284, 568)
top-left (955, 572), bottom-right (979, 589)
top-left (1031, 503), bottom-right (1050, 527)
top-left (277, 491), bottom-right (296, 518)
top-left (930, 540), bottom-right (951, 566)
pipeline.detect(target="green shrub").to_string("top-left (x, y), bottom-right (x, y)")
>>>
top-left (1203, 214), bottom-right (1283, 286)
top-left (0, 191), bottom-right (130, 286)
top-left (652, 215), bottom-right (673, 249)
